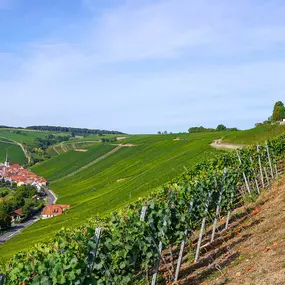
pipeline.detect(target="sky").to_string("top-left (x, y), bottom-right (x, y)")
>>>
top-left (0, 0), bottom-right (285, 134)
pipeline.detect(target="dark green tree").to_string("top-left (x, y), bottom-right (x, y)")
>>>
top-left (272, 101), bottom-right (285, 121)
top-left (216, 124), bottom-right (227, 131)
top-left (22, 199), bottom-right (36, 218)
top-left (0, 211), bottom-right (12, 229)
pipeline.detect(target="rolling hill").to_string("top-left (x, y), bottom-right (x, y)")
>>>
top-left (0, 124), bottom-right (284, 263)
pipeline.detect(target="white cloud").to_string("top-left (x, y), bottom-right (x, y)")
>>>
top-left (1, 0), bottom-right (285, 132)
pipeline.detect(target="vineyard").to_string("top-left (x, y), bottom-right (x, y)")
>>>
top-left (0, 133), bottom-right (284, 284)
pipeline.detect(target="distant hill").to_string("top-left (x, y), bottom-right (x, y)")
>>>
top-left (26, 125), bottom-right (124, 135)
top-left (0, 125), bottom-right (124, 135)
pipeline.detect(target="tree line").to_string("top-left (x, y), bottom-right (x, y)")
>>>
top-left (188, 124), bottom-right (238, 133)
top-left (26, 125), bottom-right (124, 135)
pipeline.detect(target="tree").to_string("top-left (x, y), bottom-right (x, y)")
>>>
top-left (22, 199), bottom-right (36, 218)
top-left (216, 124), bottom-right (227, 131)
top-left (157, 131), bottom-right (161, 135)
top-left (272, 101), bottom-right (285, 121)
top-left (0, 211), bottom-right (11, 229)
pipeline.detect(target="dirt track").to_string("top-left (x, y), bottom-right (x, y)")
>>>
top-left (211, 139), bottom-right (244, 150)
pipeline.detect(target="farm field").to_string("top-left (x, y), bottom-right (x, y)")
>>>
top-left (0, 132), bottom-right (223, 262)
top-left (31, 144), bottom-right (116, 181)
top-left (0, 142), bottom-right (27, 165)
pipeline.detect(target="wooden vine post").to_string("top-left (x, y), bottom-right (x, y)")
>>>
top-left (236, 151), bottom-right (251, 194)
top-left (275, 164), bottom-right (279, 177)
top-left (0, 274), bottom-right (5, 285)
top-left (87, 227), bottom-right (102, 274)
top-left (194, 191), bottom-right (211, 263)
top-left (225, 189), bottom-right (234, 230)
top-left (174, 201), bottom-right (194, 282)
top-left (256, 145), bottom-right (265, 188)
top-left (265, 142), bottom-right (274, 180)
top-left (250, 157), bottom-right (260, 194)
top-left (211, 168), bottom-right (227, 243)
top-left (264, 167), bottom-right (270, 186)
top-left (151, 219), bottom-right (167, 285)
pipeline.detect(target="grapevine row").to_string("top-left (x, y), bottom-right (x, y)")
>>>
top-left (1, 133), bottom-right (285, 284)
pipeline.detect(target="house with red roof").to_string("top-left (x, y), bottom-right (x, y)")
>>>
top-left (41, 204), bottom-right (70, 219)
top-left (10, 208), bottom-right (24, 222)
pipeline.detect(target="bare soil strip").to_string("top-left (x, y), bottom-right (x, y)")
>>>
top-left (211, 139), bottom-right (244, 150)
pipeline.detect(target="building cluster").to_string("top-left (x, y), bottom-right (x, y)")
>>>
top-left (0, 154), bottom-right (47, 191)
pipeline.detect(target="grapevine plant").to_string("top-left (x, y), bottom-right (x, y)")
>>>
top-left (1, 133), bottom-right (285, 284)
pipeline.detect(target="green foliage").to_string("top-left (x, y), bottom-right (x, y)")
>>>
top-left (188, 126), bottom-right (215, 133)
top-left (216, 124), bottom-right (227, 131)
top-left (0, 142), bottom-right (27, 165)
top-left (223, 124), bottom-right (285, 144)
top-left (0, 211), bottom-right (11, 230)
top-left (31, 144), bottom-right (115, 181)
top-left (272, 101), bottom-right (285, 121)
top-left (1, 133), bottom-right (284, 283)
top-left (26, 125), bottom-right (124, 135)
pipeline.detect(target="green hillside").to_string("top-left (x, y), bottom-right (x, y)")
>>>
top-left (1, 125), bottom-right (285, 262)
top-left (0, 132), bottom-right (223, 261)
top-left (223, 124), bottom-right (285, 144)
top-left (31, 144), bottom-right (115, 181)
top-left (0, 142), bottom-right (27, 164)
top-left (0, 129), bottom-right (59, 144)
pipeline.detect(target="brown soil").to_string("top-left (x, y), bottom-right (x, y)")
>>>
top-left (170, 177), bottom-right (285, 285)
top-left (211, 139), bottom-right (243, 150)
top-left (116, 136), bottom-right (128, 141)
top-left (74, 149), bottom-right (88, 152)
top-left (173, 138), bottom-right (185, 141)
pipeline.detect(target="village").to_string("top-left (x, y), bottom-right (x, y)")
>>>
top-left (0, 155), bottom-right (70, 234)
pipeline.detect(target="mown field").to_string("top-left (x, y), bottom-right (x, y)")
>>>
top-left (0, 132), bottom-right (224, 262)
top-left (31, 144), bottom-right (115, 181)
top-left (0, 142), bottom-right (27, 165)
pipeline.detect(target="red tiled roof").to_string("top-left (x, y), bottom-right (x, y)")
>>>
top-left (41, 204), bottom-right (70, 216)
top-left (11, 208), bottom-right (24, 217)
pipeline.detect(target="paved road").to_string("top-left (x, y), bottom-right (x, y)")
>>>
top-left (0, 187), bottom-right (57, 244)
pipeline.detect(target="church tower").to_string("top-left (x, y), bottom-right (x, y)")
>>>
top-left (4, 152), bottom-right (9, 167)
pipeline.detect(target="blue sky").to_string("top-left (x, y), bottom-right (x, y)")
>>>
top-left (0, 0), bottom-right (284, 133)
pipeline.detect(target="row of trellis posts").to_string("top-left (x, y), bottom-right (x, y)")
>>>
top-left (0, 142), bottom-right (284, 285)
